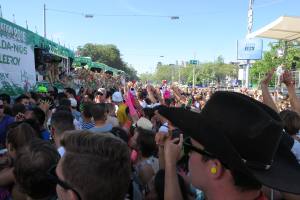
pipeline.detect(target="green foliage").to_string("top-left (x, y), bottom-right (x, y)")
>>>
top-left (155, 65), bottom-right (175, 82)
top-left (250, 41), bottom-right (300, 85)
top-left (139, 72), bottom-right (155, 83)
top-left (77, 43), bottom-right (138, 80)
top-left (143, 55), bottom-right (237, 85)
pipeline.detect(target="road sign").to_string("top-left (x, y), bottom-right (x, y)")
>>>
top-left (190, 60), bottom-right (198, 65)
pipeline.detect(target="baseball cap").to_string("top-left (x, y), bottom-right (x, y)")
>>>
top-left (136, 117), bottom-right (153, 131)
top-left (97, 88), bottom-right (106, 95)
top-left (112, 92), bottom-right (123, 103)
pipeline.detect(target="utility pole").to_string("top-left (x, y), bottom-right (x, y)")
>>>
top-left (192, 65), bottom-right (195, 89)
top-left (0, 5), bottom-right (3, 18)
top-left (247, 0), bottom-right (254, 35)
top-left (178, 65), bottom-right (181, 84)
top-left (192, 52), bottom-right (196, 89)
top-left (44, 4), bottom-right (47, 38)
top-left (245, 0), bottom-right (254, 88)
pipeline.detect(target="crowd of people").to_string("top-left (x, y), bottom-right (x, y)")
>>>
top-left (0, 68), bottom-right (299, 200)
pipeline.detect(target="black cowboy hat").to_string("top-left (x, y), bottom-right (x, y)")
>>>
top-left (158, 91), bottom-right (300, 194)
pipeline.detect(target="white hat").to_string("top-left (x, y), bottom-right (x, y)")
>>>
top-left (69, 98), bottom-right (77, 107)
top-left (136, 117), bottom-right (153, 131)
top-left (158, 122), bottom-right (168, 133)
top-left (97, 88), bottom-right (106, 95)
top-left (112, 92), bottom-right (123, 103)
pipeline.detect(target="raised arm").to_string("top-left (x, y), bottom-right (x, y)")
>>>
top-left (146, 85), bottom-right (158, 104)
top-left (164, 134), bottom-right (184, 200)
top-left (282, 70), bottom-right (300, 114)
top-left (260, 68), bottom-right (279, 113)
top-left (171, 85), bottom-right (187, 104)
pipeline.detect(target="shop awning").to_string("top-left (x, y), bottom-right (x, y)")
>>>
top-left (248, 16), bottom-right (300, 42)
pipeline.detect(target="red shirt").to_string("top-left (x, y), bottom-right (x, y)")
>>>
top-left (255, 192), bottom-right (268, 200)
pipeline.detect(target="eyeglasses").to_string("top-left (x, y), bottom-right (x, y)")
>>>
top-left (183, 137), bottom-right (229, 169)
top-left (183, 137), bottom-right (215, 158)
top-left (47, 165), bottom-right (82, 200)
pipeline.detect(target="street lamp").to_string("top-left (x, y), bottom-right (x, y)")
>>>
top-left (170, 16), bottom-right (179, 20)
top-left (43, 4), bottom-right (180, 37)
top-left (84, 14), bottom-right (94, 18)
top-left (44, 4), bottom-right (96, 38)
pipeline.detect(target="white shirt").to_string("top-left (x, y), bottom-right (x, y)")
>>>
top-left (57, 146), bottom-right (65, 157)
top-left (276, 65), bottom-right (283, 76)
top-left (292, 139), bottom-right (300, 164)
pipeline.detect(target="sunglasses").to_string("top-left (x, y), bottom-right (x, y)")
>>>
top-left (0, 105), bottom-right (4, 109)
top-left (183, 138), bottom-right (229, 169)
top-left (47, 165), bottom-right (82, 200)
top-left (183, 137), bottom-right (215, 158)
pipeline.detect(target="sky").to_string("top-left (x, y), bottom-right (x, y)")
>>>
top-left (1, 0), bottom-right (299, 74)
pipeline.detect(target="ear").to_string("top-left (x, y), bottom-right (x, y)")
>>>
top-left (7, 143), bottom-right (14, 152)
top-left (208, 159), bottom-right (224, 179)
top-left (67, 190), bottom-right (79, 200)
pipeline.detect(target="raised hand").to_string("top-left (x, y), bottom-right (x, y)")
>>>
top-left (261, 68), bottom-right (275, 86)
top-left (164, 134), bottom-right (183, 165)
top-left (282, 70), bottom-right (294, 87)
top-left (39, 99), bottom-right (52, 113)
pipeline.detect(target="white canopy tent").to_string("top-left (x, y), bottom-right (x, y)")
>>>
top-left (247, 16), bottom-right (300, 42)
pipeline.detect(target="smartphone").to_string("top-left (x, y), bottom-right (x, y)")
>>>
top-left (171, 128), bottom-right (181, 140)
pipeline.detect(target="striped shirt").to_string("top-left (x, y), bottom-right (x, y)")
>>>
top-left (81, 122), bottom-right (95, 130)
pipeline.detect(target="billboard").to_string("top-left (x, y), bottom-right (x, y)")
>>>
top-left (237, 39), bottom-right (263, 60)
top-left (0, 18), bottom-right (36, 96)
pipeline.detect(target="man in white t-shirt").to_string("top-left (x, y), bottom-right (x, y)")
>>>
top-left (276, 64), bottom-right (285, 89)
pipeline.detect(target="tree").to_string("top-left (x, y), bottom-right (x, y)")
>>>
top-left (139, 72), bottom-right (154, 83)
top-left (154, 65), bottom-right (174, 82)
top-left (77, 43), bottom-right (138, 80)
top-left (250, 41), bottom-right (300, 86)
top-left (142, 55), bottom-right (237, 86)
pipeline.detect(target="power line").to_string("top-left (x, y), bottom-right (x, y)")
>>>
top-left (47, 7), bottom-right (178, 19)
top-left (47, 8), bottom-right (84, 16)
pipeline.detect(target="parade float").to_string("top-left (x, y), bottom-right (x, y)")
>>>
top-left (0, 17), bottom-right (123, 95)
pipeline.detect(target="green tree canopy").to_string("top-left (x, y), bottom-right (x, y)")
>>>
top-left (77, 43), bottom-right (138, 80)
top-left (250, 41), bottom-right (300, 85)
top-left (144, 55), bottom-right (237, 86)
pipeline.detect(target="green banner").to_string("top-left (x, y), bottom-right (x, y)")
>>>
top-left (0, 18), bottom-right (36, 96)
top-left (0, 18), bottom-right (74, 58)
top-left (0, 17), bottom-right (75, 95)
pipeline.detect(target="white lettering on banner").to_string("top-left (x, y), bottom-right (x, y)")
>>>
top-left (0, 40), bottom-right (28, 55)
top-left (0, 53), bottom-right (20, 65)
top-left (0, 21), bottom-right (35, 95)
top-left (0, 22), bottom-right (26, 43)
